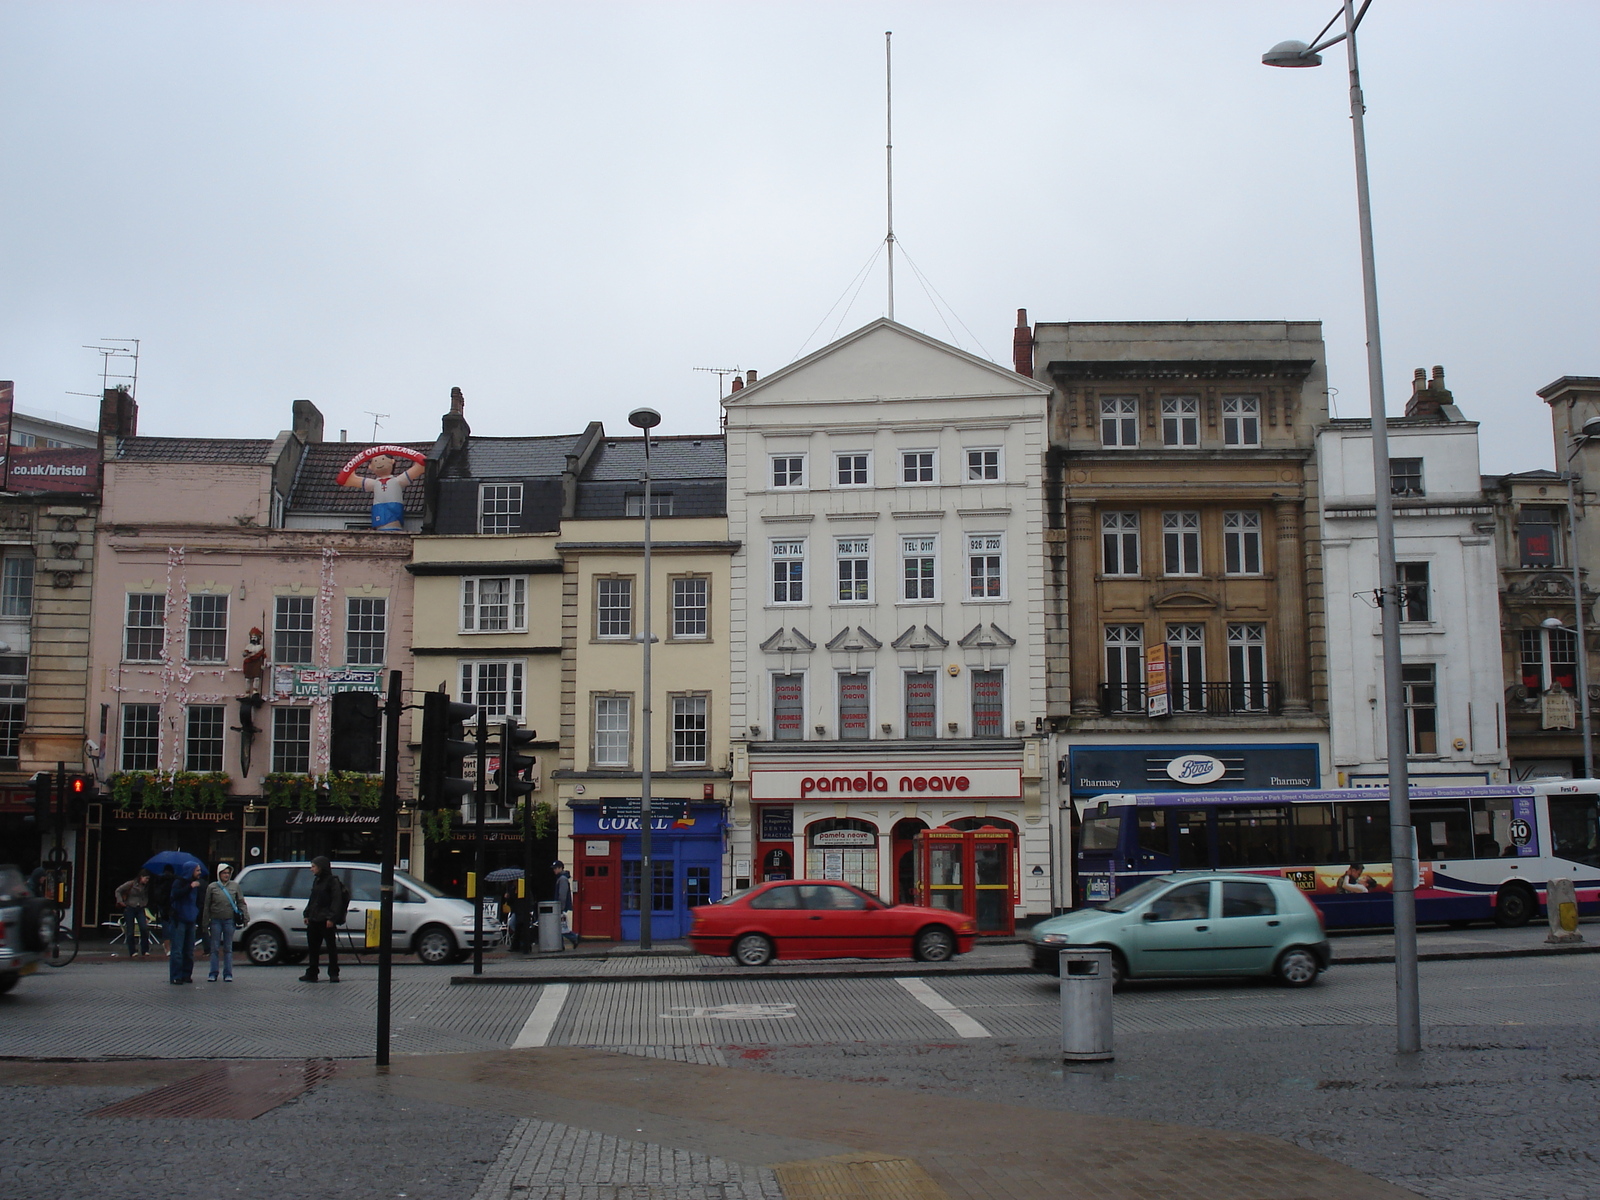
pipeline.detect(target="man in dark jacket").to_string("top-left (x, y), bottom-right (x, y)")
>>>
top-left (166, 863), bottom-right (205, 984)
top-left (299, 857), bottom-right (349, 982)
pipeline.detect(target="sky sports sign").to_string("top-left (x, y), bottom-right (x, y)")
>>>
top-left (0, 382), bottom-right (102, 494)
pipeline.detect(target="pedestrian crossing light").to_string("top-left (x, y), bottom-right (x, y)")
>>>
top-left (420, 690), bottom-right (477, 808)
top-left (24, 771), bottom-right (50, 827)
top-left (495, 718), bottom-right (537, 803)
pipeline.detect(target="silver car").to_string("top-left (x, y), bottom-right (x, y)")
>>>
top-left (0, 866), bottom-right (43, 993)
top-left (234, 860), bottom-right (501, 967)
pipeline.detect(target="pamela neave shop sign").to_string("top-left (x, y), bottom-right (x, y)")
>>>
top-left (751, 765), bottom-right (1022, 801)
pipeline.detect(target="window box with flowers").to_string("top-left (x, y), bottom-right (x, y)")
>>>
top-left (111, 771), bottom-right (232, 812)
top-left (261, 770), bottom-right (383, 813)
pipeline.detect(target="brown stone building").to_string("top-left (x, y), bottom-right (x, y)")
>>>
top-left (1487, 374), bottom-right (1600, 780)
top-left (1024, 319), bottom-right (1331, 828)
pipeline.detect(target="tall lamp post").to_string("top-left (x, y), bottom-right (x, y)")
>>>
top-left (1553, 414), bottom-right (1600, 778)
top-left (628, 407), bottom-right (661, 949)
top-left (1264, 0), bottom-right (1421, 1053)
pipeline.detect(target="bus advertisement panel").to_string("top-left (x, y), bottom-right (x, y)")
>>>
top-left (1073, 781), bottom-right (1599, 929)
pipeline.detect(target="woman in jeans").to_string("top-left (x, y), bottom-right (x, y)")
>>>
top-left (202, 863), bottom-right (249, 982)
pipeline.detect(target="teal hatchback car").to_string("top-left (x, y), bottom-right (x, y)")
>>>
top-left (1029, 873), bottom-right (1331, 987)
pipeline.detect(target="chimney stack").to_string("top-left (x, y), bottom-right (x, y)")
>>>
top-left (291, 399), bottom-right (324, 444)
top-left (1012, 308), bottom-right (1033, 377)
top-left (729, 375), bottom-right (743, 393)
top-left (99, 385), bottom-right (137, 441)
top-left (441, 385), bottom-right (470, 450)
top-left (1404, 364), bottom-right (1454, 420)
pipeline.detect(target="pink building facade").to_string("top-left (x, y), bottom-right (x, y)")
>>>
top-left (80, 397), bottom-right (423, 926)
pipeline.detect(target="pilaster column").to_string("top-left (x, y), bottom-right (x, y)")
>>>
top-left (1274, 499), bottom-right (1310, 713)
top-left (1069, 501), bottom-right (1100, 715)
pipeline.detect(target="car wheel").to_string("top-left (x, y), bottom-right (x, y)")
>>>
top-left (1494, 885), bottom-right (1536, 928)
top-left (0, 972), bottom-right (17, 994)
top-left (243, 924), bottom-right (285, 967)
top-left (414, 925), bottom-right (458, 965)
top-left (913, 927), bottom-right (956, 963)
top-left (732, 933), bottom-right (774, 966)
top-left (1274, 946), bottom-right (1321, 988)
top-left (1107, 948), bottom-right (1127, 990)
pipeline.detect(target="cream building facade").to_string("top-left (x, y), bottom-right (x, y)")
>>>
top-left (724, 320), bottom-right (1053, 932)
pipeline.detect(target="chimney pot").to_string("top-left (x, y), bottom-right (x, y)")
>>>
top-left (340, 429), bottom-right (348, 442)
top-left (746, 370), bottom-right (758, 385)
top-left (450, 386), bottom-right (465, 415)
top-left (1012, 308), bottom-right (1034, 377)
top-left (730, 376), bottom-right (743, 393)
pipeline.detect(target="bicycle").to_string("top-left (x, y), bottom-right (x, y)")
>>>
top-left (39, 901), bottom-right (78, 967)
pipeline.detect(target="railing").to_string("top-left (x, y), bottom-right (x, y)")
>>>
top-left (1098, 681), bottom-right (1281, 716)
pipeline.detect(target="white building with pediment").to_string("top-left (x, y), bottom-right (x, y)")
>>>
top-left (723, 319), bottom-right (1055, 931)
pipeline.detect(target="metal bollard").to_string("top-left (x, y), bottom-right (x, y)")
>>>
top-left (1545, 878), bottom-right (1584, 944)
top-left (537, 901), bottom-right (563, 952)
top-left (1059, 947), bottom-right (1114, 1062)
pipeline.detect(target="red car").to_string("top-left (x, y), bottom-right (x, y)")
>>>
top-left (689, 879), bottom-right (978, 966)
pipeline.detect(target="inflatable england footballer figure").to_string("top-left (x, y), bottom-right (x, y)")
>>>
top-left (336, 445), bottom-right (425, 530)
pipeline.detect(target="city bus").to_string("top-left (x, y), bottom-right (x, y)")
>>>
top-left (1073, 780), bottom-right (1600, 929)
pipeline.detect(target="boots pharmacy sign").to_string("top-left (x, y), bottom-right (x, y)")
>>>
top-left (751, 765), bottom-right (1022, 801)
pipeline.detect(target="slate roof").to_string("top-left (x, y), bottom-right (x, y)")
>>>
top-left (582, 436), bottom-right (725, 482)
top-left (116, 437), bottom-right (275, 464)
top-left (447, 435), bottom-right (586, 480)
top-left (289, 442), bottom-right (431, 515)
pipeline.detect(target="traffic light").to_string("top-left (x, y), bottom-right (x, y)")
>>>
top-left (23, 771), bottom-right (50, 827)
top-left (65, 775), bottom-right (92, 821)
top-left (330, 691), bottom-right (381, 773)
top-left (494, 718), bottom-right (537, 805)
top-left (420, 690), bottom-right (477, 808)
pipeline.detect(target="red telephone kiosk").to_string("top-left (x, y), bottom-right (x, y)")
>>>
top-left (914, 825), bottom-right (1017, 934)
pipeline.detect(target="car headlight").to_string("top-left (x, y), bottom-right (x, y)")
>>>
top-left (1036, 933), bottom-right (1071, 945)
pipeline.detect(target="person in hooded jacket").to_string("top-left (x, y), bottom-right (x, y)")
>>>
top-left (166, 863), bottom-right (205, 984)
top-left (299, 857), bottom-right (349, 982)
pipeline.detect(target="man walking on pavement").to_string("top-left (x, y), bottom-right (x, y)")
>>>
top-left (299, 857), bottom-right (348, 982)
top-left (552, 860), bottom-right (580, 950)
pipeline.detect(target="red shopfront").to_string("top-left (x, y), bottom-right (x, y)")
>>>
top-left (748, 755), bottom-right (1025, 926)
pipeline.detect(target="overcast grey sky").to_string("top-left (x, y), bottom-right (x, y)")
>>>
top-left (0, 1), bottom-right (1593, 473)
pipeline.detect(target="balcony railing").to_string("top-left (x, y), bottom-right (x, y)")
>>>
top-left (1098, 681), bottom-right (1281, 717)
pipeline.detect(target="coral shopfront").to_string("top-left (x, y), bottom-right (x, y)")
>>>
top-left (746, 750), bottom-right (1038, 933)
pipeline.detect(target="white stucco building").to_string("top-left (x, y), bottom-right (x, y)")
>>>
top-left (722, 320), bottom-right (1055, 930)
top-left (1319, 369), bottom-right (1508, 786)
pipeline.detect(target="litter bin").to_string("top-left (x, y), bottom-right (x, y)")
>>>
top-left (537, 901), bottom-right (563, 952)
top-left (1059, 947), bottom-right (1113, 1062)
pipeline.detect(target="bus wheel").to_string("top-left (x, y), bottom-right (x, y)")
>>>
top-left (1493, 884), bottom-right (1536, 928)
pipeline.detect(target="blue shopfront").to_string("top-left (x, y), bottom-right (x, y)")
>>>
top-left (569, 803), bottom-right (726, 942)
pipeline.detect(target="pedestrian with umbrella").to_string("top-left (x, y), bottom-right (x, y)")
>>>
top-left (486, 868), bottom-right (524, 948)
top-left (162, 860), bottom-right (206, 984)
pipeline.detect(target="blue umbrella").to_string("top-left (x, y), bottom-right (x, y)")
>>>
top-left (143, 850), bottom-right (207, 877)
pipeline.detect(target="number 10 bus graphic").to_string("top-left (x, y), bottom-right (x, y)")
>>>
top-left (1073, 780), bottom-right (1600, 929)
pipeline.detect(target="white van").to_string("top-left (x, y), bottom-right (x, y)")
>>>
top-left (233, 860), bottom-right (501, 966)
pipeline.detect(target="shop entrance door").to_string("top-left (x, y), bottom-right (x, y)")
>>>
top-left (914, 826), bottom-right (1017, 934)
top-left (573, 836), bottom-right (622, 941)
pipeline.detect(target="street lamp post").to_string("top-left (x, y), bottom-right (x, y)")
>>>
top-left (628, 407), bottom-right (661, 949)
top-left (1265, 0), bottom-right (1422, 1054)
